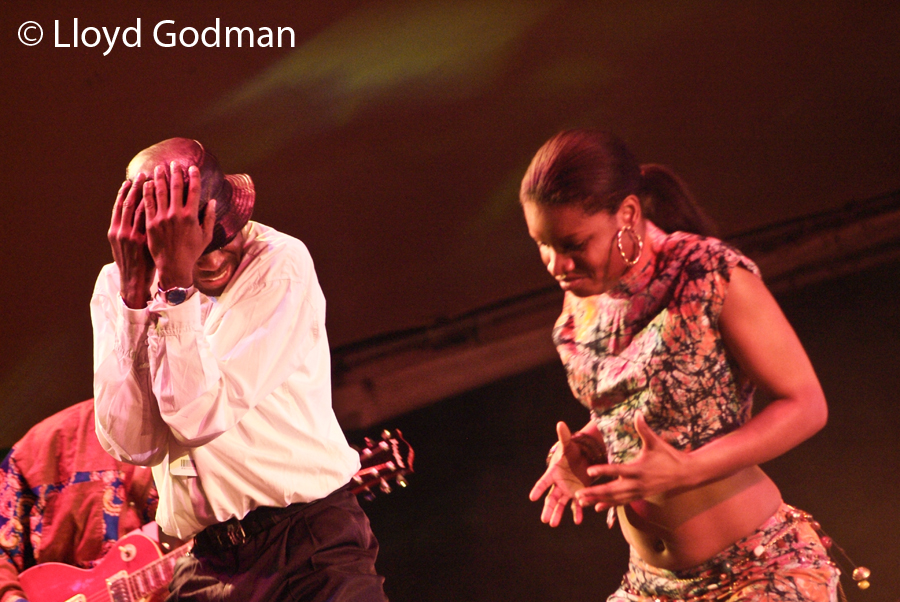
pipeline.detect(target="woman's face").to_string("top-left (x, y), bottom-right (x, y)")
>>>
top-left (522, 200), bottom-right (626, 297)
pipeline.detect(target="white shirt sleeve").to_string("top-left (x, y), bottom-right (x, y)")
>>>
top-left (146, 248), bottom-right (324, 448)
top-left (91, 264), bottom-right (170, 466)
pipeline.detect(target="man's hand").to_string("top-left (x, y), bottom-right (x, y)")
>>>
top-left (144, 163), bottom-right (216, 290)
top-left (108, 174), bottom-right (155, 309)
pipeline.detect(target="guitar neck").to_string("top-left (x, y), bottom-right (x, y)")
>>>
top-left (111, 540), bottom-right (192, 600)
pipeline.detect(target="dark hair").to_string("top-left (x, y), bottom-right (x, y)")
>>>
top-left (520, 129), bottom-right (717, 237)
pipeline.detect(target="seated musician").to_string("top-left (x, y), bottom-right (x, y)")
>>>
top-left (0, 399), bottom-right (159, 602)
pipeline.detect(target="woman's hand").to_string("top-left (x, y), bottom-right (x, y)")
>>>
top-left (574, 413), bottom-right (690, 513)
top-left (108, 174), bottom-right (155, 308)
top-left (529, 422), bottom-right (594, 527)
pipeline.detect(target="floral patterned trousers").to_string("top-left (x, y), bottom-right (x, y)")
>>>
top-left (607, 504), bottom-right (840, 601)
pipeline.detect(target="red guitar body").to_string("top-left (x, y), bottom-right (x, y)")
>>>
top-left (19, 531), bottom-right (173, 602)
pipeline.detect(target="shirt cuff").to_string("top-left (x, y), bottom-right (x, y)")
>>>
top-left (148, 291), bottom-right (203, 333)
top-left (115, 296), bottom-right (152, 362)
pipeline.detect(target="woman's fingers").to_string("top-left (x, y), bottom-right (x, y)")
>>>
top-left (634, 412), bottom-right (662, 449)
top-left (544, 488), bottom-right (568, 527)
top-left (529, 472), bottom-right (552, 502)
top-left (556, 421), bottom-right (572, 447)
top-left (575, 475), bottom-right (634, 508)
top-left (571, 499), bottom-right (583, 524)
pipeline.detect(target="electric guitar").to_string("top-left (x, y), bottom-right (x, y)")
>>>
top-left (19, 430), bottom-right (413, 602)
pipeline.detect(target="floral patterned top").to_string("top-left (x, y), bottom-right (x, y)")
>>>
top-left (553, 224), bottom-right (760, 464)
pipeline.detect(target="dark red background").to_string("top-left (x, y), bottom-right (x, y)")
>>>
top-left (2, 3), bottom-right (897, 599)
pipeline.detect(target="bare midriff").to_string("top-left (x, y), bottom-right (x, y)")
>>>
top-left (617, 465), bottom-right (783, 571)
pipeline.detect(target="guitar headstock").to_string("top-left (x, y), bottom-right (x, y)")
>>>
top-left (351, 429), bottom-right (414, 500)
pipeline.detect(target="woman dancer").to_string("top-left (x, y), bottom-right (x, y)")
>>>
top-left (524, 129), bottom-right (846, 600)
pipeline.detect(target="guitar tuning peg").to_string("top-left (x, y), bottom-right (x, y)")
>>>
top-left (364, 437), bottom-right (375, 447)
top-left (395, 475), bottom-right (408, 488)
top-left (379, 478), bottom-right (392, 494)
top-left (381, 429), bottom-right (391, 440)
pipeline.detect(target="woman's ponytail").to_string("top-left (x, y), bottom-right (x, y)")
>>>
top-left (638, 164), bottom-right (718, 237)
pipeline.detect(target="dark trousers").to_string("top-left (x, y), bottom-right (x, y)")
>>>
top-left (166, 486), bottom-right (388, 602)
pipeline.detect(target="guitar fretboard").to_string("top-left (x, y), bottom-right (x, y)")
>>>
top-left (113, 541), bottom-right (192, 601)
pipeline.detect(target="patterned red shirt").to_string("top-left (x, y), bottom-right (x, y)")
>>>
top-left (0, 400), bottom-right (157, 602)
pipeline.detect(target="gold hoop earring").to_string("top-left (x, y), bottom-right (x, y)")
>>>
top-left (616, 226), bottom-right (643, 267)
